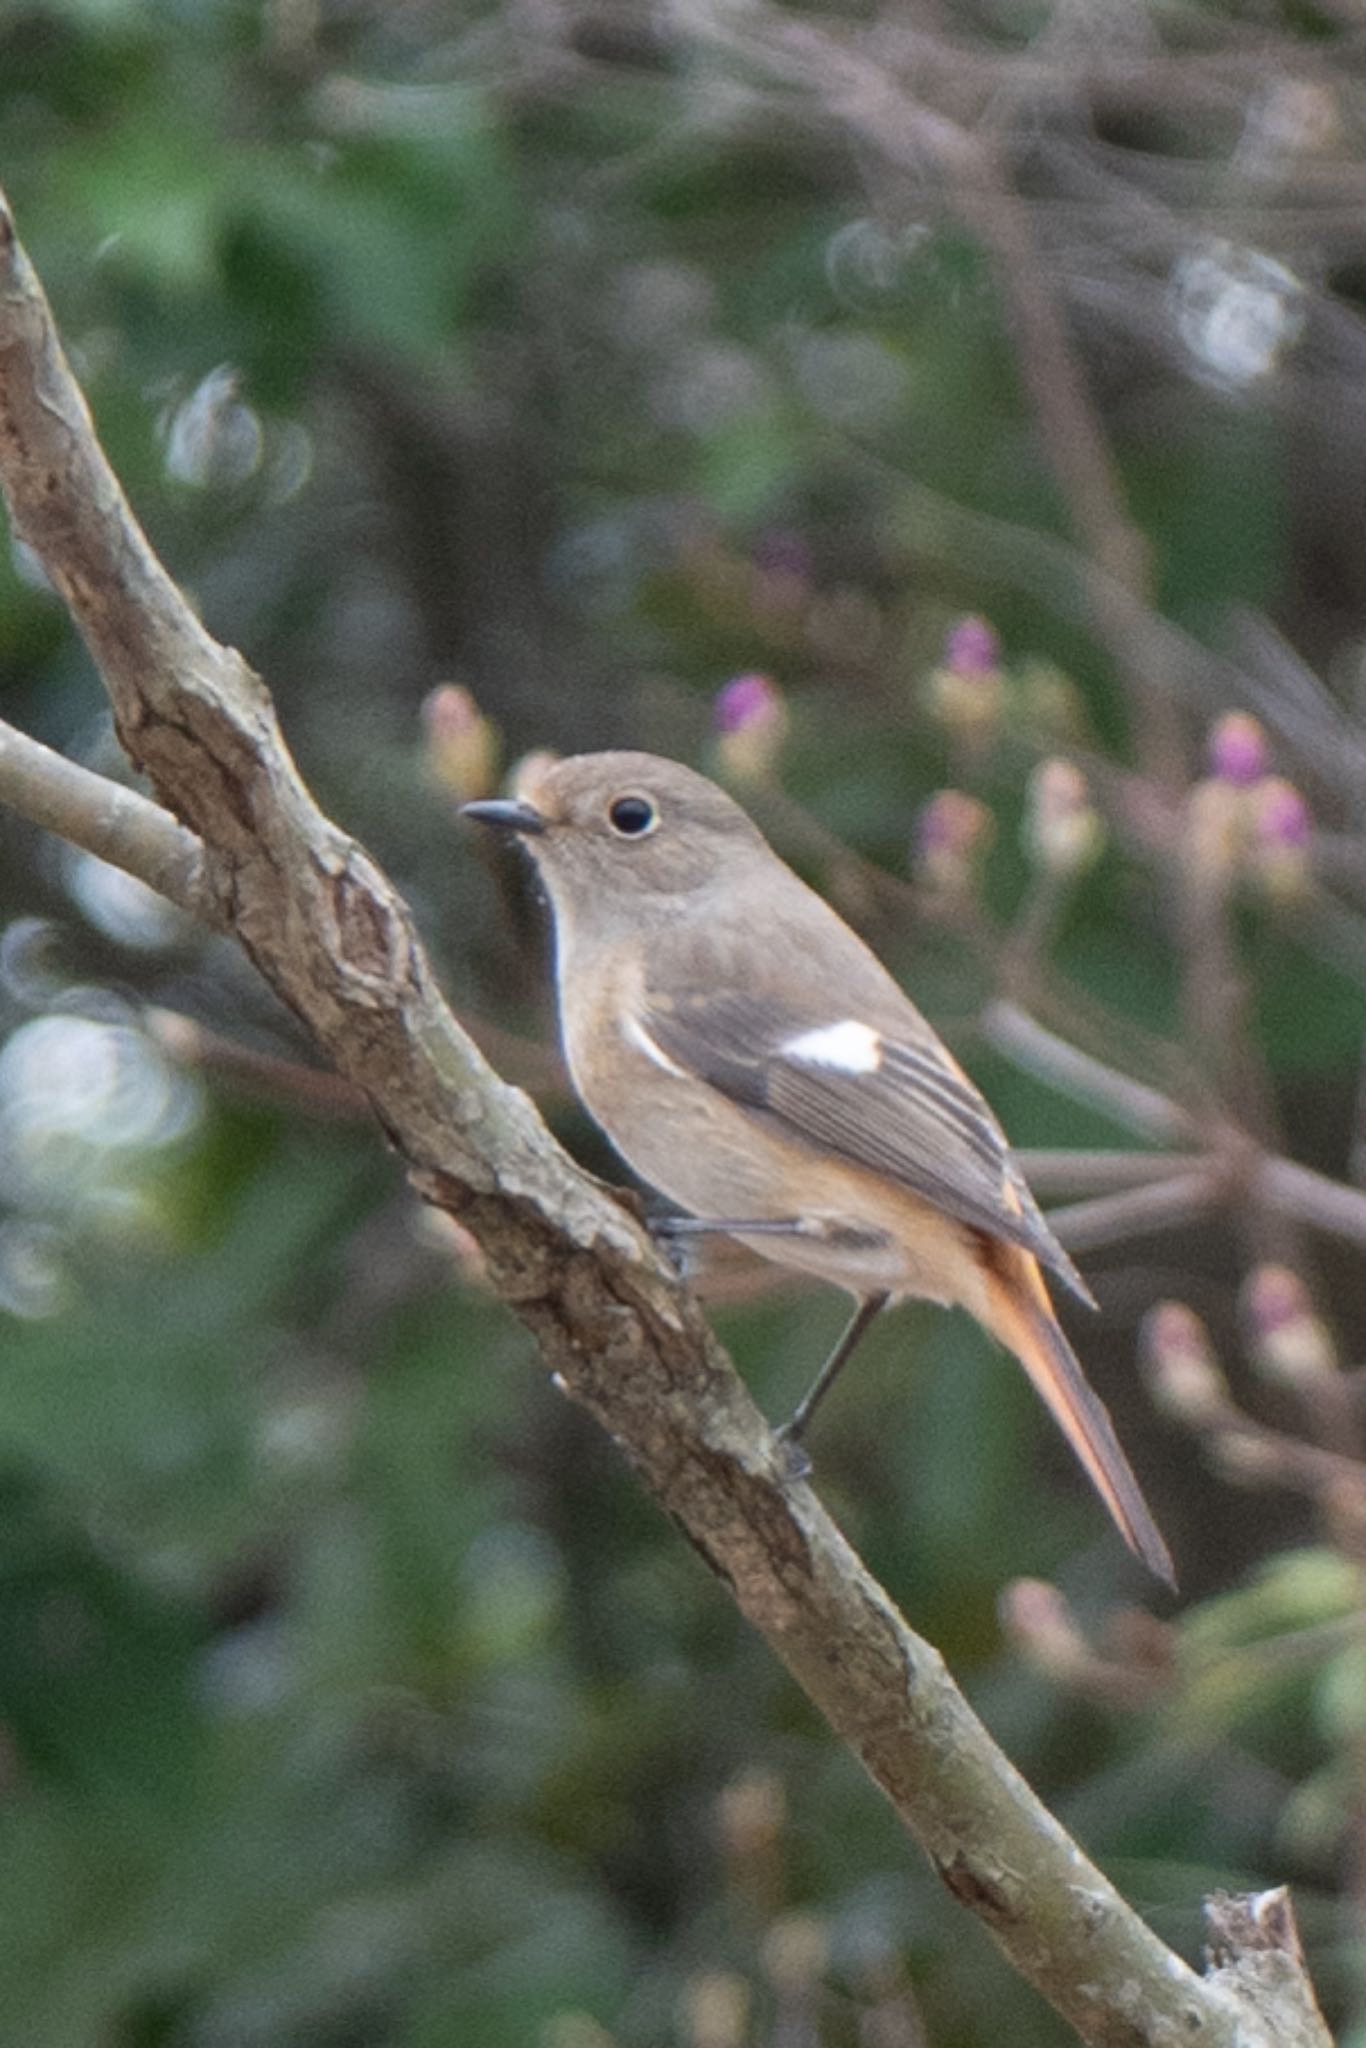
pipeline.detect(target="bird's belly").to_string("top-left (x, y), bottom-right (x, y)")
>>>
top-left (591, 1081), bottom-right (805, 1223)
top-left (573, 1053), bottom-right (973, 1306)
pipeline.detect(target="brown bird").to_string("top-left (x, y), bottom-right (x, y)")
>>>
top-left (464, 751), bottom-right (1173, 1586)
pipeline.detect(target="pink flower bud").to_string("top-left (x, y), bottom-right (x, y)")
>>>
top-left (712, 673), bottom-right (789, 784)
top-left (1241, 1265), bottom-right (1337, 1385)
top-left (922, 618), bottom-right (1005, 745)
top-left (1253, 776), bottom-right (1311, 850)
top-left (1249, 776), bottom-right (1313, 903)
top-left (714, 671), bottom-right (780, 733)
top-left (1002, 1580), bottom-right (1173, 1709)
top-left (999, 1578), bottom-right (1090, 1683)
top-left (1141, 1302), bottom-right (1230, 1424)
top-left (944, 615), bottom-right (1000, 677)
top-left (1024, 758), bottom-right (1104, 876)
top-left (421, 684), bottom-right (499, 802)
top-left (1209, 711), bottom-right (1270, 788)
top-left (914, 790), bottom-right (994, 894)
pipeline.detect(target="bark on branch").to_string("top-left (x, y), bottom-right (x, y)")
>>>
top-left (0, 188), bottom-right (1332, 2048)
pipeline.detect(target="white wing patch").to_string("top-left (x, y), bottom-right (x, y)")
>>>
top-left (623, 1013), bottom-right (690, 1078)
top-left (782, 1020), bottom-right (883, 1074)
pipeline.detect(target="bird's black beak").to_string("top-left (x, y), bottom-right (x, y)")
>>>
top-left (460, 797), bottom-right (547, 836)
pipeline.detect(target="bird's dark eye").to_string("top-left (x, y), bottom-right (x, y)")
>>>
top-left (608, 794), bottom-right (658, 838)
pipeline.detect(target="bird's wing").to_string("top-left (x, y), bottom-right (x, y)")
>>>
top-left (641, 987), bottom-right (1092, 1303)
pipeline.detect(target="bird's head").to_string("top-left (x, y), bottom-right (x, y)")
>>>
top-left (462, 750), bottom-right (769, 928)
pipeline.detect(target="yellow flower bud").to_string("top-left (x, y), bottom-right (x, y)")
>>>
top-left (421, 684), bottom-right (500, 803)
top-left (1024, 758), bottom-right (1104, 876)
top-left (1141, 1302), bottom-right (1230, 1424)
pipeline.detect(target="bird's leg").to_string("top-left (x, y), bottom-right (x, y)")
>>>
top-left (647, 1217), bottom-right (890, 1465)
top-left (778, 1292), bottom-right (891, 1457)
top-left (650, 1215), bottom-right (821, 1239)
top-left (648, 1213), bottom-right (826, 1274)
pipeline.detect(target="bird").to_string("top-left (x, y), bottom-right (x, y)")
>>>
top-left (463, 750), bottom-right (1174, 1587)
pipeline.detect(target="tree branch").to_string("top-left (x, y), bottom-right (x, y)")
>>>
top-left (0, 718), bottom-right (213, 918)
top-left (0, 189), bottom-right (1331, 2048)
top-left (1204, 1888), bottom-right (1334, 2047)
top-left (1016, 1150), bottom-right (1208, 1195)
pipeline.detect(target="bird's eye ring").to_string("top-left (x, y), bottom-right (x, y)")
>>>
top-left (607, 795), bottom-right (659, 838)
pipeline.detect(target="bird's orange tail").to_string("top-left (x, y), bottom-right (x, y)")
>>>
top-left (982, 1252), bottom-right (1175, 1589)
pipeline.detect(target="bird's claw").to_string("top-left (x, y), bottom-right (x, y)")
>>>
top-left (772, 1421), bottom-right (813, 1483)
top-left (647, 1214), bottom-right (695, 1276)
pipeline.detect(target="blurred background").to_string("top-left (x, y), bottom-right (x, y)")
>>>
top-left (2, 2), bottom-right (1366, 2042)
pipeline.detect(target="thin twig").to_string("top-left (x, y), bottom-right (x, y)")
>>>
top-left (0, 719), bottom-right (212, 919)
top-left (142, 1010), bottom-right (370, 1117)
top-left (1046, 1170), bottom-right (1226, 1255)
top-left (1017, 1150), bottom-right (1206, 1195)
top-left (1256, 1157), bottom-right (1366, 1251)
top-left (1172, 851), bottom-right (1309, 1277)
top-left (989, 1005), bottom-right (1366, 1252)
top-left (981, 999), bottom-right (1198, 1144)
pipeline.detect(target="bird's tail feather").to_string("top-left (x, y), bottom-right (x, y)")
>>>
top-left (983, 1254), bottom-right (1175, 1590)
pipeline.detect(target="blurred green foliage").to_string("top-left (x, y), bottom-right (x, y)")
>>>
top-left (2, 2), bottom-right (1366, 2043)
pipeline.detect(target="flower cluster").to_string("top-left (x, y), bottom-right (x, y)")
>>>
top-left (1185, 713), bottom-right (1313, 903)
top-left (921, 618), bottom-right (1086, 750)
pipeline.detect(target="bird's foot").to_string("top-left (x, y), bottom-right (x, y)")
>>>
top-left (772, 1419), bottom-right (814, 1483)
top-left (647, 1214), bottom-right (696, 1277)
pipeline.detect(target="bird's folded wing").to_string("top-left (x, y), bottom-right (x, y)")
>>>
top-left (642, 988), bottom-right (1092, 1302)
